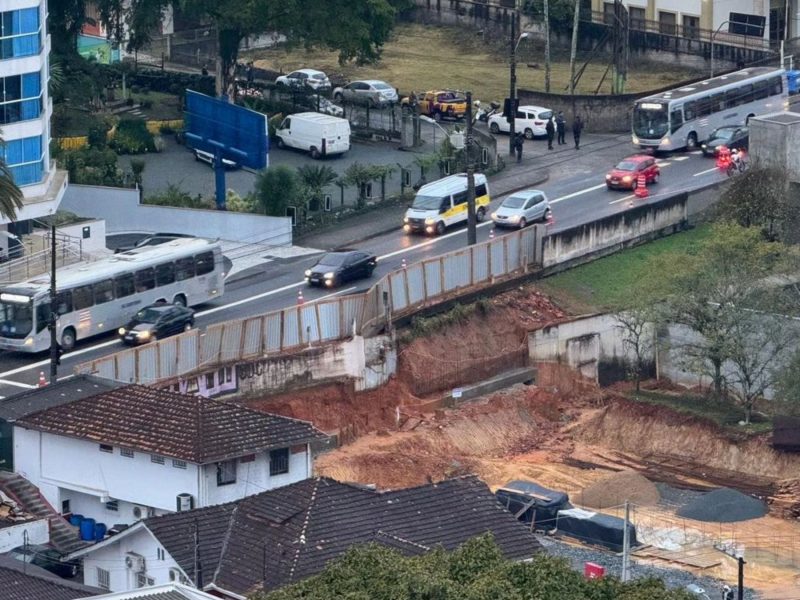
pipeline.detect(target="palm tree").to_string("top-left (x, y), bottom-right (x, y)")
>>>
top-left (296, 165), bottom-right (337, 212)
top-left (0, 134), bottom-right (23, 222)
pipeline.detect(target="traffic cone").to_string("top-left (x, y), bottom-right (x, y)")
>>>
top-left (546, 211), bottom-right (555, 227)
top-left (297, 290), bottom-right (305, 306)
top-left (38, 371), bottom-right (47, 387)
top-left (401, 258), bottom-right (407, 269)
top-left (634, 173), bottom-right (649, 199)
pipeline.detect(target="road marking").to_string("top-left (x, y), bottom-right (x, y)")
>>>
top-left (693, 167), bottom-right (719, 177)
top-left (549, 183), bottom-right (607, 204)
top-left (656, 161), bottom-right (671, 167)
top-left (672, 156), bottom-right (690, 161)
top-left (609, 194), bottom-right (637, 205)
top-left (0, 378), bottom-right (34, 389)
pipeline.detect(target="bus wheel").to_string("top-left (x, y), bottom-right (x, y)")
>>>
top-left (476, 207), bottom-right (486, 222)
top-left (686, 133), bottom-right (698, 150)
top-left (61, 328), bottom-right (76, 352)
top-left (435, 221), bottom-right (446, 235)
top-left (173, 294), bottom-right (187, 307)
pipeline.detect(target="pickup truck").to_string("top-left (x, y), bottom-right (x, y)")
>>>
top-left (411, 90), bottom-right (467, 121)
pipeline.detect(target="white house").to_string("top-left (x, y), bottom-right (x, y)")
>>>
top-left (7, 382), bottom-right (327, 529)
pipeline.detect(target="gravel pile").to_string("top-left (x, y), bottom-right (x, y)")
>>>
top-left (655, 482), bottom-right (706, 510)
top-left (677, 487), bottom-right (768, 523)
top-left (538, 536), bottom-right (758, 599)
top-left (578, 470), bottom-right (661, 509)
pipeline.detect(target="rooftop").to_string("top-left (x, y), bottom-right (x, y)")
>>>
top-left (15, 385), bottom-right (327, 463)
top-left (0, 554), bottom-right (102, 600)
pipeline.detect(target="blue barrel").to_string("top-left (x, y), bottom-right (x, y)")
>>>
top-left (787, 70), bottom-right (800, 95)
top-left (94, 522), bottom-right (107, 541)
top-left (80, 518), bottom-right (96, 541)
top-left (69, 514), bottom-right (84, 527)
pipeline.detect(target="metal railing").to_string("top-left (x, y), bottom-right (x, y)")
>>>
top-left (0, 234), bottom-right (84, 285)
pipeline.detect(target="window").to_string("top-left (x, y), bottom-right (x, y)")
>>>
top-left (55, 291), bottom-right (72, 315)
top-left (35, 303), bottom-right (49, 333)
top-left (270, 448), bottom-right (290, 476)
top-left (157, 548), bottom-right (165, 560)
top-left (99, 443), bottom-right (113, 453)
top-left (684, 101), bottom-right (696, 121)
top-left (475, 183), bottom-right (487, 197)
top-left (175, 257), bottom-right (195, 280)
top-left (121, 448), bottom-right (134, 458)
top-left (658, 11), bottom-right (676, 35)
top-left (93, 279), bottom-right (114, 304)
top-left (195, 252), bottom-right (215, 275)
top-left (0, 135), bottom-right (43, 186)
top-left (136, 573), bottom-right (155, 588)
top-left (61, 499), bottom-right (70, 514)
top-left (0, 72), bottom-right (41, 124)
top-left (135, 268), bottom-right (155, 292)
top-left (452, 190), bottom-right (468, 205)
top-left (0, 8), bottom-right (40, 60)
top-left (105, 499), bottom-right (118, 512)
top-left (172, 459), bottom-right (187, 469)
top-left (670, 108), bottom-right (683, 134)
top-left (729, 12), bottom-right (766, 37)
top-left (602, 2), bottom-right (615, 25)
top-left (682, 15), bottom-right (699, 39)
top-left (114, 273), bottom-right (135, 298)
top-left (710, 93), bottom-right (724, 113)
top-left (629, 7), bottom-right (645, 31)
top-left (205, 373), bottom-right (215, 388)
top-left (155, 262), bottom-right (175, 286)
top-left (771, 75), bottom-right (783, 96)
top-left (72, 285), bottom-right (94, 310)
top-left (216, 459), bottom-right (237, 485)
top-left (151, 454), bottom-right (165, 464)
top-left (96, 567), bottom-right (110, 590)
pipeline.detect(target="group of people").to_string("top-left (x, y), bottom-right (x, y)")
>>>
top-left (513, 111), bottom-right (584, 163)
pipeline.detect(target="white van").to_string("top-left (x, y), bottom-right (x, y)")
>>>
top-left (275, 112), bottom-right (351, 158)
top-left (403, 173), bottom-right (491, 235)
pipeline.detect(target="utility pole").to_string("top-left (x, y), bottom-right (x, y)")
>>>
top-left (48, 223), bottom-right (58, 383)
top-left (508, 9), bottom-right (517, 156)
top-left (621, 500), bottom-right (631, 582)
top-left (544, 0), bottom-right (551, 93)
top-left (465, 91), bottom-right (477, 246)
top-left (569, 0), bottom-right (580, 99)
top-left (737, 556), bottom-right (745, 600)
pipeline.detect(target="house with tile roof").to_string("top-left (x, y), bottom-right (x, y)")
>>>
top-left (81, 582), bottom-right (220, 600)
top-left (67, 476), bottom-right (541, 597)
top-left (0, 554), bottom-right (102, 600)
top-left (5, 383), bottom-right (328, 531)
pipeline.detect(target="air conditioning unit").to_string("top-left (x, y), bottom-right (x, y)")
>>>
top-left (132, 505), bottom-right (147, 520)
top-left (125, 552), bottom-right (146, 573)
top-left (176, 493), bottom-right (194, 512)
top-left (168, 568), bottom-right (181, 582)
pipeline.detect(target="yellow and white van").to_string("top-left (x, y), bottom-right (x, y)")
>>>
top-left (402, 173), bottom-right (491, 235)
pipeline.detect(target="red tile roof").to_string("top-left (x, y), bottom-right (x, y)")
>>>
top-left (16, 385), bottom-right (327, 463)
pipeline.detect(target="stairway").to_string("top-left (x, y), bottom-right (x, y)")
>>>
top-left (0, 471), bottom-right (87, 554)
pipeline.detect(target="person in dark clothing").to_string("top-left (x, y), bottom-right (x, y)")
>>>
top-left (545, 117), bottom-right (555, 150)
top-left (573, 115), bottom-right (584, 150)
top-left (514, 132), bottom-right (524, 162)
top-left (556, 111), bottom-right (566, 145)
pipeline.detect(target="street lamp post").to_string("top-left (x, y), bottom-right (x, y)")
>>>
top-left (508, 22), bottom-right (530, 155)
top-left (710, 20), bottom-right (732, 78)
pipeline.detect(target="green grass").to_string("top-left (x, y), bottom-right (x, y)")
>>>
top-left (129, 91), bottom-right (182, 121)
top-left (628, 390), bottom-right (773, 436)
top-left (537, 225), bottom-right (713, 313)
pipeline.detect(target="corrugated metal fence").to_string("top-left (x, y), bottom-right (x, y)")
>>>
top-left (76, 227), bottom-right (541, 383)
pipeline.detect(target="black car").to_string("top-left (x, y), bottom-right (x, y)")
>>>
top-left (9, 544), bottom-right (81, 579)
top-left (114, 233), bottom-right (193, 254)
top-left (701, 125), bottom-right (749, 157)
top-left (305, 250), bottom-right (377, 287)
top-left (119, 303), bottom-right (195, 345)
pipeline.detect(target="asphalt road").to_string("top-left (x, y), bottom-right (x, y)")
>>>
top-left (0, 145), bottom-right (728, 396)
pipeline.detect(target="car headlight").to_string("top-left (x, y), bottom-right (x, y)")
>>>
top-left (490, 212), bottom-right (498, 219)
top-left (403, 216), bottom-right (409, 223)
top-left (622, 175), bottom-right (632, 182)
top-left (701, 144), bottom-right (707, 149)
top-left (605, 174), bottom-right (611, 180)
top-left (304, 269), bottom-right (312, 276)
top-left (424, 217), bottom-right (435, 224)
top-left (138, 330), bottom-right (151, 340)
top-left (660, 137), bottom-right (671, 146)
top-left (324, 272), bottom-right (335, 279)
top-left (509, 214), bottom-right (521, 222)
top-left (632, 135), bottom-right (639, 144)
top-left (118, 327), bottom-right (126, 335)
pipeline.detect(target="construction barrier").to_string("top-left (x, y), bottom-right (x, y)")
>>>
top-left (57, 136), bottom-right (89, 151)
top-left (145, 119), bottom-right (184, 134)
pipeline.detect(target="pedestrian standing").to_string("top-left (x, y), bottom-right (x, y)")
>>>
top-left (556, 111), bottom-right (566, 145)
top-left (515, 132), bottom-right (524, 163)
top-left (545, 117), bottom-right (555, 150)
top-left (573, 115), bottom-right (584, 150)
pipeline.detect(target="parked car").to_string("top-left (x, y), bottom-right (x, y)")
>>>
top-left (605, 155), bottom-right (660, 190)
top-left (488, 105), bottom-right (553, 139)
top-left (491, 189), bottom-right (551, 228)
top-left (275, 112), bottom-right (351, 159)
top-left (305, 94), bottom-right (344, 118)
top-left (404, 90), bottom-right (467, 121)
top-left (9, 544), bottom-right (80, 579)
top-left (193, 149), bottom-right (239, 170)
top-left (701, 125), bottom-right (749, 157)
top-left (275, 69), bottom-right (331, 90)
top-left (119, 303), bottom-right (195, 345)
top-left (333, 80), bottom-right (398, 106)
top-left (113, 233), bottom-right (193, 254)
top-left (304, 250), bottom-right (377, 287)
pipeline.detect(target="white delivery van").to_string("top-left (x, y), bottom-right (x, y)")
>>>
top-left (275, 112), bottom-right (351, 159)
top-left (402, 173), bottom-right (491, 235)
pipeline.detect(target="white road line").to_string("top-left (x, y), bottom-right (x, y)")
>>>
top-left (609, 194), bottom-right (637, 205)
top-left (549, 183), bottom-right (607, 204)
top-left (672, 156), bottom-right (690, 161)
top-left (0, 378), bottom-right (35, 389)
top-left (656, 161), bottom-right (671, 167)
top-left (693, 167), bottom-right (719, 177)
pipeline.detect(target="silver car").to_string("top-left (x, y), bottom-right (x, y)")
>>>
top-left (275, 68), bottom-right (331, 90)
top-left (491, 189), bottom-right (551, 228)
top-left (333, 80), bottom-right (398, 106)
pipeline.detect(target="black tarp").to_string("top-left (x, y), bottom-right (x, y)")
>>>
top-left (555, 508), bottom-right (637, 552)
top-left (495, 480), bottom-right (570, 531)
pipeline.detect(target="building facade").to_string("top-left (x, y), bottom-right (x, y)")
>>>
top-left (0, 0), bottom-right (67, 252)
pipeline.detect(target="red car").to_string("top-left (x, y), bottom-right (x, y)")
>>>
top-left (605, 155), bottom-right (660, 190)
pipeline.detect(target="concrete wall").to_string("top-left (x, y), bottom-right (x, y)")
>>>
top-left (0, 518), bottom-right (49, 553)
top-left (749, 112), bottom-right (800, 183)
top-left (57, 219), bottom-right (107, 254)
top-left (541, 192), bottom-right (688, 268)
top-left (60, 184), bottom-right (292, 246)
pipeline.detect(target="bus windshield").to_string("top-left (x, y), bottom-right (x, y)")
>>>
top-left (0, 299), bottom-right (33, 339)
top-left (633, 103), bottom-right (669, 138)
top-left (412, 195), bottom-right (443, 210)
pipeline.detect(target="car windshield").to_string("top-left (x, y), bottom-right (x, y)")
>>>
top-left (0, 299), bottom-right (33, 338)
top-left (412, 195), bottom-right (443, 210)
top-left (537, 110), bottom-right (553, 120)
top-left (711, 127), bottom-right (736, 140)
top-left (502, 195), bottom-right (528, 209)
top-left (319, 253), bottom-right (349, 267)
top-left (134, 308), bottom-right (165, 322)
top-left (633, 103), bottom-right (669, 138)
top-left (615, 160), bottom-right (639, 171)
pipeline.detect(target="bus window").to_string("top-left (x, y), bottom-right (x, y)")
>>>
top-left (55, 291), bottom-right (72, 315)
top-left (135, 268), bottom-right (155, 292)
top-left (452, 190), bottom-right (468, 206)
top-left (195, 252), bottom-right (215, 276)
top-left (175, 257), bottom-right (195, 281)
top-left (156, 262), bottom-right (176, 286)
top-left (93, 279), bottom-right (114, 304)
top-left (670, 108), bottom-right (683, 133)
top-left (475, 183), bottom-right (487, 197)
top-left (738, 84), bottom-right (754, 105)
top-left (36, 303), bottom-right (50, 333)
top-left (114, 273), bottom-right (135, 298)
top-left (684, 101), bottom-right (696, 121)
top-left (724, 89), bottom-right (739, 109)
top-left (710, 93), bottom-right (724, 112)
top-left (771, 76), bottom-right (783, 95)
top-left (73, 285), bottom-right (94, 310)
top-left (754, 80), bottom-right (770, 99)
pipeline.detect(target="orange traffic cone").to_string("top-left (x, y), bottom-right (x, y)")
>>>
top-left (297, 290), bottom-right (305, 306)
top-left (634, 173), bottom-right (649, 199)
top-left (38, 371), bottom-right (47, 387)
top-left (546, 211), bottom-right (555, 227)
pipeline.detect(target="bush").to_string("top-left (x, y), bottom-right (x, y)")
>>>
top-left (144, 184), bottom-right (214, 209)
top-left (225, 189), bottom-right (256, 213)
top-left (267, 113), bottom-right (284, 139)
top-left (87, 122), bottom-right (109, 149)
top-left (58, 146), bottom-right (126, 187)
top-left (109, 119), bottom-right (157, 155)
top-left (254, 165), bottom-right (302, 216)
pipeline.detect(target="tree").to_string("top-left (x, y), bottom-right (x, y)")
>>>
top-left (254, 165), bottom-right (302, 216)
top-left (296, 164), bottom-right (337, 211)
top-left (341, 162), bottom-right (378, 209)
top-left (523, 0), bottom-right (577, 33)
top-left (615, 306), bottom-right (656, 393)
top-left (0, 134), bottom-right (24, 222)
top-left (775, 348), bottom-right (800, 404)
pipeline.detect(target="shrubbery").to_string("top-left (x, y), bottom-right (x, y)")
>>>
top-left (109, 119), bottom-right (157, 154)
top-left (58, 146), bottom-right (126, 187)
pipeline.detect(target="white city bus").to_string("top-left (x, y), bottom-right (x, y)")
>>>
top-left (632, 67), bottom-right (788, 151)
top-left (0, 238), bottom-right (224, 353)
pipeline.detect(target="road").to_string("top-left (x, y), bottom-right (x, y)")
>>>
top-left (0, 144), bottom-right (728, 396)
